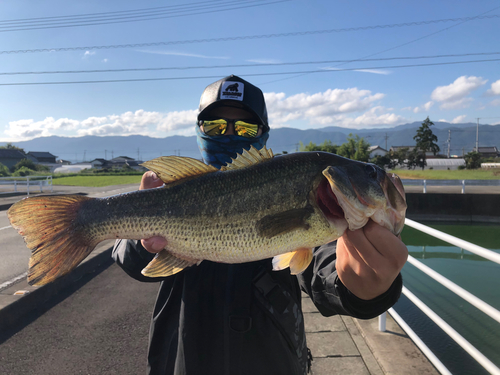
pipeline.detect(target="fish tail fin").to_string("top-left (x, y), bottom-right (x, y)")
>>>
top-left (272, 248), bottom-right (313, 275)
top-left (8, 195), bottom-right (98, 285)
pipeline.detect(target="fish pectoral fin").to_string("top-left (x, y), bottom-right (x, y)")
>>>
top-left (141, 250), bottom-right (199, 277)
top-left (220, 145), bottom-right (274, 171)
top-left (272, 248), bottom-right (313, 275)
top-left (141, 156), bottom-right (218, 184)
top-left (256, 206), bottom-right (314, 239)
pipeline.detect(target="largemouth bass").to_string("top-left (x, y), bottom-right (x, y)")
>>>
top-left (8, 146), bottom-right (406, 286)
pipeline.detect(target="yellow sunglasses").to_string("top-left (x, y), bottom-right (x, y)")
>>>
top-left (199, 118), bottom-right (261, 138)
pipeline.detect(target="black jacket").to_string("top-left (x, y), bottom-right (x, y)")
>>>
top-left (112, 240), bottom-right (402, 375)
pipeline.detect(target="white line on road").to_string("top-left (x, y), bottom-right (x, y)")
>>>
top-left (0, 272), bottom-right (28, 292)
top-left (0, 225), bottom-right (12, 231)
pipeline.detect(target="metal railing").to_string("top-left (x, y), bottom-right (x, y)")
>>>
top-left (379, 218), bottom-right (500, 375)
top-left (0, 175), bottom-right (53, 196)
top-left (401, 179), bottom-right (500, 194)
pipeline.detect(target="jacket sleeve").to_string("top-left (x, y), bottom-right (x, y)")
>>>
top-left (112, 239), bottom-right (163, 282)
top-left (297, 241), bottom-right (403, 319)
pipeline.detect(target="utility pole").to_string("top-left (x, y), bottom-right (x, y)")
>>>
top-left (447, 130), bottom-right (451, 158)
top-left (83, 150), bottom-right (86, 162)
top-left (137, 148), bottom-right (140, 161)
top-left (105, 150), bottom-right (107, 159)
top-left (111, 150), bottom-right (114, 159)
top-left (384, 133), bottom-right (389, 151)
top-left (475, 118), bottom-right (480, 152)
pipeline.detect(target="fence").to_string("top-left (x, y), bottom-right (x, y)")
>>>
top-left (401, 179), bottom-right (500, 194)
top-left (0, 176), bottom-right (53, 196)
top-left (379, 218), bottom-right (500, 374)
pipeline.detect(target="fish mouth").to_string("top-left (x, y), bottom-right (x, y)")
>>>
top-left (316, 178), bottom-right (346, 223)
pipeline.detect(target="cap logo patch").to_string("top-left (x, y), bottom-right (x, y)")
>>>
top-left (220, 81), bottom-right (244, 101)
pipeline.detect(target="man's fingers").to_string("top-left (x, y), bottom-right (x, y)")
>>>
top-left (140, 171), bottom-right (164, 190)
top-left (142, 236), bottom-right (168, 253)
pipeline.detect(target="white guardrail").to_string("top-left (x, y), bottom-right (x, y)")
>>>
top-left (0, 176), bottom-right (53, 196)
top-left (401, 179), bottom-right (500, 194)
top-left (379, 218), bottom-right (500, 375)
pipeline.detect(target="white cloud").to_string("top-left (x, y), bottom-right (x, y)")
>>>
top-left (83, 50), bottom-right (96, 59)
top-left (323, 67), bottom-right (390, 75)
top-left (246, 58), bottom-right (281, 64)
top-left (431, 76), bottom-right (487, 109)
top-left (102, 58), bottom-right (108, 63)
top-left (265, 88), bottom-right (403, 128)
top-left (411, 101), bottom-right (434, 113)
top-left (5, 110), bottom-right (198, 140)
top-left (451, 115), bottom-right (467, 123)
top-left (486, 79), bottom-right (500, 96)
top-left (490, 98), bottom-right (500, 107)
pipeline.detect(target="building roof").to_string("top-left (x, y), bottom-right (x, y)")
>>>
top-left (368, 145), bottom-right (387, 152)
top-left (27, 151), bottom-right (57, 158)
top-left (0, 149), bottom-right (27, 159)
top-left (478, 146), bottom-right (498, 153)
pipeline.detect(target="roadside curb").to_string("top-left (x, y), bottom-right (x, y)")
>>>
top-left (0, 241), bottom-right (114, 336)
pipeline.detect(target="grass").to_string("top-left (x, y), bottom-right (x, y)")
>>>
top-left (53, 175), bottom-right (142, 187)
top-left (392, 168), bottom-right (500, 180)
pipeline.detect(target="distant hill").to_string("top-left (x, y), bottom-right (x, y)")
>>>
top-left (2, 121), bottom-right (498, 163)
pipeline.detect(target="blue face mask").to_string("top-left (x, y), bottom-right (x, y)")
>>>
top-left (196, 125), bottom-right (269, 169)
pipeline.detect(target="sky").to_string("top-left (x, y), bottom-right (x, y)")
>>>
top-left (0, 0), bottom-right (499, 146)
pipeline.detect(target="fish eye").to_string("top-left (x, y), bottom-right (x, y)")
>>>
top-left (365, 164), bottom-right (378, 179)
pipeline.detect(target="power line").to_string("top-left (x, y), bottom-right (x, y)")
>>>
top-left (1, 51), bottom-right (499, 76)
top-left (1, 14), bottom-right (499, 52)
top-left (0, 0), bottom-right (287, 33)
top-left (1, 58), bottom-right (499, 86)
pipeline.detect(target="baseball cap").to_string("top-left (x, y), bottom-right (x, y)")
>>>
top-left (198, 75), bottom-right (269, 131)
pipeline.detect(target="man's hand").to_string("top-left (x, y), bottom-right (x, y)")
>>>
top-left (139, 171), bottom-right (168, 253)
top-left (336, 220), bottom-right (408, 300)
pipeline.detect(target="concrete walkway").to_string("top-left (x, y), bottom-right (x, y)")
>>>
top-left (302, 295), bottom-right (438, 375)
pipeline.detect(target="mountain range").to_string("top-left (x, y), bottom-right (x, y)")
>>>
top-left (2, 121), bottom-right (498, 163)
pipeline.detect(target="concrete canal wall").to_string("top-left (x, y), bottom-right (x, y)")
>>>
top-left (405, 193), bottom-right (500, 223)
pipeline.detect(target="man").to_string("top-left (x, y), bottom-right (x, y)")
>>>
top-left (113, 75), bottom-right (408, 375)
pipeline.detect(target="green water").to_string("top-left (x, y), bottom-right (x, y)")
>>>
top-left (397, 223), bottom-right (500, 375)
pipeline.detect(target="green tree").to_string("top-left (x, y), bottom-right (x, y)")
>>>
top-left (413, 117), bottom-right (440, 170)
top-left (0, 162), bottom-right (10, 176)
top-left (337, 134), bottom-right (370, 162)
top-left (464, 151), bottom-right (481, 169)
top-left (299, 140), bottom-right (339, 154)
top-left (11, 158), bottom-right (37, 173)
top-left (0, 142), bottom-right (25, 152)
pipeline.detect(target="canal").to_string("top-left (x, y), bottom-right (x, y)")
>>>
top-left (397, 222), bottom-right (500, 375)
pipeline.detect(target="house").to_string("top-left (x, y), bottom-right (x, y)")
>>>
top-left (90, 156), bottom-right (146, 171)
top-left (390, 146), bottom-right (442, 158)
top-left (0, 149), bottom-right (35, 169)
top-left (477, 147), bottom-right (499, 158)
top-left (57, 159), bottom-right (72, 165)
top-left (27, 151), bottom-right (57, 163)
top-left (368, 145), bottom-right (388, 158)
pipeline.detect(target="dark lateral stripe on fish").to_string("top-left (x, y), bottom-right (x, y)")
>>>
top-left (8, 195), bottom-right (98, 285)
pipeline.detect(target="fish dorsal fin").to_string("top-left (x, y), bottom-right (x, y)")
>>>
top-left (220, 145), bottom-right (274, 171)
top-left (141, 156), bottom-right (218, 184)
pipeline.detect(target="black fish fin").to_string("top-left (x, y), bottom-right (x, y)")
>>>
top-left (141, 156), bottom-right (218, 184)
top-left (7, 195), bottom-right (98, 286)
top-left (141, 250), bottom-right (200, 277)
top-left (256, 206), bottom-right (314, 239)
top-left (220, 145), bottom-right (274, 171)
top-left (272, 248), bottom-right (313, 275)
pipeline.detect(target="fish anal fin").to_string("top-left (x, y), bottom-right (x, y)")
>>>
top-left (141, 250), bottom-right (200, 277)
top-left (220, 145), bottom-right (274, 171)
top-left (272, 248), bottom-right (313, 275)
top-left (256, 205), bottom-right (314, 239)
top-left (141, 156), bottom-right (218, 184)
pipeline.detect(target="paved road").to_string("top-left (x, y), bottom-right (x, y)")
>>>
top-left (0, 184), bottom-right (138, 289)
top-left (0, 262), bottom-right (159, 375)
